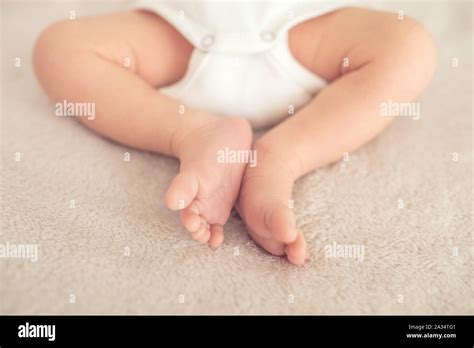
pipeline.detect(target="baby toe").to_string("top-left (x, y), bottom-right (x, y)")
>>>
top-left (264, 202), bottom-right (297, 244)
top-left (285, 229), bottom-right (307, 266)
top-left (208, 224), bottom-right (224, 248)
top-left (180, 204), bottom-right (201, 233)
top-left (192, 219), bottom-right (211, 244)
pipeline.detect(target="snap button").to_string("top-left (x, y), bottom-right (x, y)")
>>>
top-left (260, 30), bottom-right (275, 42)
top-left (200, 34), bottom-right (215, 49)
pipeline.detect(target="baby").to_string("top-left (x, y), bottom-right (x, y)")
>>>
top-left (33, 1), bottom-right (436, 265)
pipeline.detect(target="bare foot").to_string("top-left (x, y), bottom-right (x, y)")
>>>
top-left (165, 116), bottom-right (252, 248)
top-left (236, 144), bottom-right (308, 265)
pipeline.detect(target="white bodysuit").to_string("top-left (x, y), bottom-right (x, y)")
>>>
top-left (132, 0), bottom-right (349, 129)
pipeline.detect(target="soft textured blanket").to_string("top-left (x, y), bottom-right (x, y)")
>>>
top-left (1, 0), bottom-right (472, 314)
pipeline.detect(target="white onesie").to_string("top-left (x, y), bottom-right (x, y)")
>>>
top-left (131, 0), bottom-right (350, 129)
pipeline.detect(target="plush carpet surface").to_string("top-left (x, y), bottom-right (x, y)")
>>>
top-left (1, 0), bottom-right (472, 314)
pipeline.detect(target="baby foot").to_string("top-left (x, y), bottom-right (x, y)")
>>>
top-left (165, 116), bottom-right (252, 248)
top-left (236, 144), bottom-right (308, 265)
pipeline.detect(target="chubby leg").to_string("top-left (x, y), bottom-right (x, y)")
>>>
top-left (33, 10), bottom-right (253, 247)
top-left (237, 7), bottom-right (437, 265)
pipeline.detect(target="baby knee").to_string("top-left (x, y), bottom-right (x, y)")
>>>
top-left (364, 14), bottom-right (438, 97)
top-left (33, 18), bottom-right (138, 90)
top-left (402, 17), bottom-right (436, 71)
top-left (389, 16), bottom-right (437, 88)
top-left (33, 20), bottom-right (81, 79)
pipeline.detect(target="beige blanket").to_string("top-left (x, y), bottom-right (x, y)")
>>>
top-left (1, 0), bottom-right (472, 314)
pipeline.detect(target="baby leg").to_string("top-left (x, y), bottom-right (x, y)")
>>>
top-left (237, 7), bottom-right (437, 265)
top-left (34, 10), bottom-right (253, 247)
